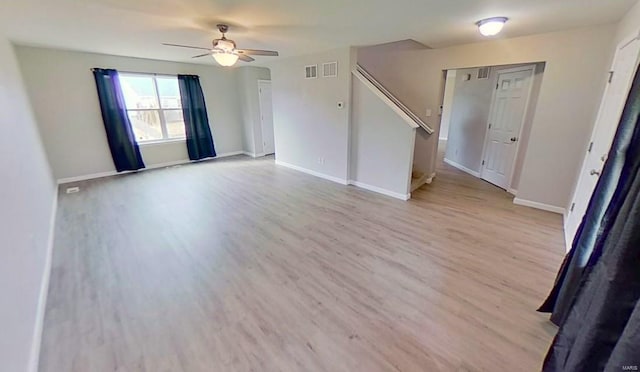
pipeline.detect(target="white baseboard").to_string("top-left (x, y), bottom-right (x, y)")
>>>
top-left (243, 152), bottom-right (266, 158)
top-left (443, 158), bottom-right (481, 177)
top-left (513, 197), bottom-right (565, 214)
top-left (29, 189), bottom-right (58, 372)
top-left (58, 170), bottom-right (120, 184)
top-left (508, 188), bottom-right (518, 196)
top-left (216, 151), bottom-right (245, 158)
top-left (349, 180), bottom-right (411, 201)
top-left (57, 151), bottom-right (246, 184)
top-left (275, 160), bottom-right (348, 185)
top-left (274, 161), bottom-right (410, 200)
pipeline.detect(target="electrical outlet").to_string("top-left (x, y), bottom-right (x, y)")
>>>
top-left (317, 157), bottom-right (325, 165)
top-left (66, 186), bottom-right (80, 194)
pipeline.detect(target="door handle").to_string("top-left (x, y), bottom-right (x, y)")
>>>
top-left (590, 169), bottom-right (601, 176)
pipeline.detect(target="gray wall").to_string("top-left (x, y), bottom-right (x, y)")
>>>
top-left (444, 67), bottom-right (494, 173)
top-left (238, 67), bottom-right (271, 156)
top-left (269, 48), bottom-right (352, 182)
top-left (358, 24), bottom-right (616, 209)
top-left (15, 46), bottom-right (247, 181)
top-left (350, 76), bottom-right (415, 197)
top-left (0, 37), bottom-right (56, 372)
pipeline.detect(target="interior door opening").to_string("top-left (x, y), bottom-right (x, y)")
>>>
top-left (258, 80), bottom-right (275, 156)
top-left (564, 33), bottom-right (640, 248)
top-left (437, 62), bottom-right (545, 194)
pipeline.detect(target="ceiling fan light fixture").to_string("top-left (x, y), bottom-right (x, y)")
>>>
top-left (476, 17), bottom-right (508, 36)
top-left (213, 52), bottom-right (239, 67)
top-left (163, 24), bottom-right (277, 65)
top-left (216, 39), bottom-right (235, 52)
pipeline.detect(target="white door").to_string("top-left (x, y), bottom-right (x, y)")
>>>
top-left (258, 81), bottom-right (275, 155)
top-left (481, 67), bottom-right (535, 189)
top-left (564, 35), bottom-right (640, 246)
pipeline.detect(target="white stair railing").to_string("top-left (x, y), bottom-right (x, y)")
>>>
top-left (353, 64), bottom-right (434, 134)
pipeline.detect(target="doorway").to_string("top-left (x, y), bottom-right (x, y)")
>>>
top-left (481, 66), bottom-right (535, 189)
top-left (258, 80), bottom-right (275, 155)
top-left (440, 62), bottom-right (544, 193)
top-left (564, 33), bottom-right (640, 246)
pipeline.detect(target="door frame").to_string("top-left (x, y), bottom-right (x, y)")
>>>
top-left (257, 79), bottom-right (274, 155)
top-left (479, 64), bottom-right (537, 193)
top-left (564, 29), bottom-right (640, 241)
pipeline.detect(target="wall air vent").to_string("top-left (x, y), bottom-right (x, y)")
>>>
top-left (323, 62), bottom-right (338, 78)
top-left (477, 67), bottom-right (490, 80)
top-left (305, 65), bottom-right (318, 79)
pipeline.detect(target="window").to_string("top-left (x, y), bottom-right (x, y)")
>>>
top-left (119, 73), bottom-right (185, 143)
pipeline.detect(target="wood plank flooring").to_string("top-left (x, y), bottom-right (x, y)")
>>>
top-left (40, 151), bottom-right (565, 372)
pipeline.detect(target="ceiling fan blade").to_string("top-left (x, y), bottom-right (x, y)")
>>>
top-left (236, 49), bottom-right (279, 57)
top-left (162, 43), bottom-right (212, 51)
top-left (192, 53), bottom-right (211, 58)
top-left (237, 54), bottom-right (255, 62)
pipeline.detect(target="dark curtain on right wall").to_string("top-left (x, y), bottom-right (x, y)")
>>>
top-left (541, 66), bottom-right (640, 371)
top-left (177, 74), bottom-right (217, 161)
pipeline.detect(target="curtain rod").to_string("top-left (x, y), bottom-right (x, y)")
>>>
top-left (90, 68), bottom-right (188, 77)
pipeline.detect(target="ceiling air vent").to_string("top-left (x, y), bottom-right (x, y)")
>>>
top-left (305, 65), bottom-right (318, 79)
top-left (477, 67), bottom-right (490, 80)
top-left (323, 62), bottom-right (338, 78)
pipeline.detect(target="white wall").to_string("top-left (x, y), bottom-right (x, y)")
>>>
top-left (15, 46), bottom-right (246, 181)
top-left (615, 0), bottom-right (640, 43)
top-left (350, 76), bottom-right (416, 198)
top-left (439, 70), bottom-right (457, 140)
top-left (358, 24), bottom-right (617, 209)
top-left (0, 37), bottom-right (57, 372)
top-left (238, 67), bottom-right (271, 156)
top-left (269, 48), bottom-right (352, 182)
top-left (512, 63), bottom-right (545, 190)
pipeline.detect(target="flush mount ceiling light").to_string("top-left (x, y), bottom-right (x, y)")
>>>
top-left (476, 17), bottom-right (509, 36)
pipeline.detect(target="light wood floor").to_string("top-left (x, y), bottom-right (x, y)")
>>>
top-left (40, 151), bottom-right (564, 372)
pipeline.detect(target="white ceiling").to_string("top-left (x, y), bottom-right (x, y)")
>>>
top-left (1, 0), bottom-right (636, 66)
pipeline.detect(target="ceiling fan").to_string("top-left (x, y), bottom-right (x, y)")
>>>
top-left (163, 24), bottom-right (279, 67)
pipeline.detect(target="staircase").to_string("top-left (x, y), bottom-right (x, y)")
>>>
top-left (349, 64), bottom-right (434, 199)
top-left (411, 170), bottom-right (434, 192)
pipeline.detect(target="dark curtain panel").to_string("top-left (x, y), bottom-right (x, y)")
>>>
top-left (541, 67), bottom-right (640, 371)
top-left (539, 66), bottom-right (640, 325)
top-left (178, 75), bottom-right (216, 160)
top-left (92, 68), bottom-right (145, 172)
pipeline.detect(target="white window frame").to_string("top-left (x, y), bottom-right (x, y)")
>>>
top-left (119, 72), bottom-right (185, 145)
